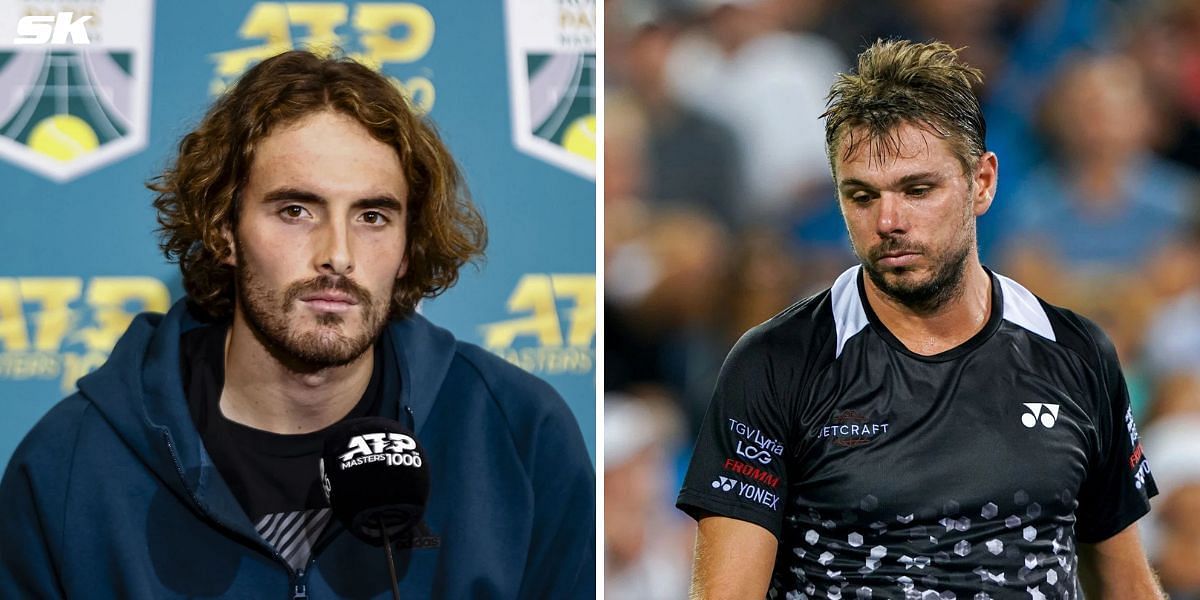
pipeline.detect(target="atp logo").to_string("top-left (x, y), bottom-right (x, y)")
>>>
top-left (711, 476), bottom-right (736, 492)
top-left (1021, 403), bottom-right (1060, 428)
top-left (210, 3), bottom-right (436, 112)
top-left (0, 276), bottom-right (170, 391)
top-left (480, 274), bottom-right (595, 375)
top-left (338, 433), bottom-right (422, 468)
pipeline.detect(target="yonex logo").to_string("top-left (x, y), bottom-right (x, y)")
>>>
top-left (712, 476), bottom-right (735, 491)
top-left (1021, 403), bottom-right (1060, 428)
top-left (14, 13), bottom-right (92, 45)
top-left (711, 476), bottom-right (779, 509)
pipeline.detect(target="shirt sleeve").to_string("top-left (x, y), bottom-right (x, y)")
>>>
top-left (1074, 323), bottom-right (1158, 543)
top-left (676, 328), bottom-right (794, 541)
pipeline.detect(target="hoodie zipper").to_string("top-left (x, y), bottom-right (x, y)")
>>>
top-left (291, 574), bottom-right (308, 599)
top-left (161, 431), bottom-right (310, 597)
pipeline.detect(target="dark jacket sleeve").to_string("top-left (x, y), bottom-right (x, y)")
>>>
top-left (515, 386), bottom-right (595, 600)
top-left (0, 399), bottom-right (87, 599)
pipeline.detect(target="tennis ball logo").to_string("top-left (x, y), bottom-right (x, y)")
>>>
top-left (562, 114), bottom-right (595, 160)
top-left (28, 115), bottom-right (100, 162)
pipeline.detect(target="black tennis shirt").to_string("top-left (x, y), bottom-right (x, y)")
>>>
top-left (677, 266), bottom-right (1157, 599)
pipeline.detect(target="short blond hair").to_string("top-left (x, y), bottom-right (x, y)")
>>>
top-left (822, 39), bottom-right (986, 175)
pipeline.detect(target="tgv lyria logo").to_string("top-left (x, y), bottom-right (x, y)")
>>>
top-left (1021, 403), bottom-right (1060, 428)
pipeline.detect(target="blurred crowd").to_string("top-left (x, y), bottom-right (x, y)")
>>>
top-left (603, 0), bottom-right (1200, 597)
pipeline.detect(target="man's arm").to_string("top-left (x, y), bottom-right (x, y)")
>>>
top-left (690, 515), bottom-right (777, 600)
top-left (0, 457), bottom-right (67, 599)
top-left (1086, 523), bottom-right (1163, 599)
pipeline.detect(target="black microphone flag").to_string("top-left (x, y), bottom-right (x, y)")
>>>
top-left (320, 417), bottom-right (431, 547)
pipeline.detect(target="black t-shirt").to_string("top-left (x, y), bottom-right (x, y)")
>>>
top-left (180, 324), bottom-right (395, 571)
top-left (677, 266), bottom-right (1157, 598)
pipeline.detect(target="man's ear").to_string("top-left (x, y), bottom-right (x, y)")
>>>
top-left (973, 151), bottom-right (998, 217)
top-left (221, 221), bottom-right (237, 268)
top-left (396, 254), bottom-right (408, 279)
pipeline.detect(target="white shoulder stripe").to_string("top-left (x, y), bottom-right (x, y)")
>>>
top-left (996, 272), bottom-right (1056, 341)
top-left (831, 265), bottom-right (868, 358)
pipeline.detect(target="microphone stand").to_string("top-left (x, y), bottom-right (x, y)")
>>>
top-left (378, 515), bottom-right (401, 600)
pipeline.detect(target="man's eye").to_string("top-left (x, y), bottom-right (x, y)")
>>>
top-left (362, 211), bottom-right (388, 225)
top-left (908, 186), bottom-right (931, 197)
top-left (850, 193), bottom-right (872, 203)
top-left (281, 205), bottom-right (307, 219)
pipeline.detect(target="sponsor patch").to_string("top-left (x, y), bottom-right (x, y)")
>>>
top-left (817, 410), bottom-right (889, 447)
top-left (711, 474), bottom-right (780, 510)
top-left (723, 457), bottom-right (780, 489)
top-left (1124, 406), bottom-right (1152, 489)
top-left (728, 417), bottom-right (784, 464)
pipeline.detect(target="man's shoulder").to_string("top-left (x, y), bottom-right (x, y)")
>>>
top-left (997, 275), bottom-right (1120, 375)
top-left (731, 281), bottom-right (838, 364)
top-left (5, 394), bottom-right (95, 475)
top-left (449, 341), bottom-right (566, 410)
top-left (447, 341), bottom-right (591, 470)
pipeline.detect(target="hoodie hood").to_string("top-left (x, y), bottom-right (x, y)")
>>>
top-left (74, 298), bottom-right (458, 531)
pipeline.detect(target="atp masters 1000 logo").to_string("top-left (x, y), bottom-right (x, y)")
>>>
top-left (0, 0), bottom-right (154, 182)
top-left (480, 274), bottom-right (595, 375)
top-left (0, 277), bottom-right (169, 391)
top-left (210, 3), bottom-right (436, 113)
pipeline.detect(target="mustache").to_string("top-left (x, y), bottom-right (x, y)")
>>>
top-left (868, 238), bottom-right (926, 263)
top-left (283, 275), bottom-right (371, 306)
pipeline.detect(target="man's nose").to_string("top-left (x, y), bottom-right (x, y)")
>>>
top-left (875, 192), bottom-right (908, 236)
top-left (316, 217), bottom-right (354, 275)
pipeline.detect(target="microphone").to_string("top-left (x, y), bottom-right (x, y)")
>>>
top-left (320, 417), bottom-right (430, 599)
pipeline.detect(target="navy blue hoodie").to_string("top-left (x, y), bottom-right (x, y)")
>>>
top-left (0, 299), bottom-right (595, 599)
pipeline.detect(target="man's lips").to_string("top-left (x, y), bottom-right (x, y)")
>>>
top-left (299, 292), bottom-right (359, 312)
top-left (876, 251), bottom-right (920, 268)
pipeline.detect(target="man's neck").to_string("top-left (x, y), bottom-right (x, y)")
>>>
top-left (220, 314), bottom-right (375, 434)
top-left (862, 259), bottom-right (993, 356)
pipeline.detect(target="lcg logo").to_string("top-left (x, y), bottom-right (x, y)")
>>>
top-left (736, 440), bottom-right (773, 465)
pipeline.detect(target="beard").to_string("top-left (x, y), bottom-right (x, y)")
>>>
top-left (234, 242), bottom-right (394, 371)
top-left (860, 232), bottom-right (972, 314)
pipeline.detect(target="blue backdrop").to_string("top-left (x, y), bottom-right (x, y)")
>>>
top-left (0, 0), bottom-right (597, 469)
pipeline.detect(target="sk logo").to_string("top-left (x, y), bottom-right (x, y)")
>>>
top-left (1021, 403), bottom-right (1060, 428)
top-left (711, 476), bottom-right (735, 492)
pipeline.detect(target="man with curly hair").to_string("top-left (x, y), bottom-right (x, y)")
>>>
top-left (0, 50), bottom-right (594, 599)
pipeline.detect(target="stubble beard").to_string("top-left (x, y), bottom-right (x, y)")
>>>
top-left (234, 242), bottom-right (394, 372)
top-left (858, 202), bottom-right (974, 314)
top-left (862, 239), bottom-right (970, 314)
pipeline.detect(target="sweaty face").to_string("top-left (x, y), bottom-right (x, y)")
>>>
top-left (834, 123), bottom-right (990, 312)
top-left (231, 110), bottom-right (409, 369)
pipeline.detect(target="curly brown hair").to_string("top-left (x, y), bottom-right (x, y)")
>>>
top-left (149, 49), bottom-right (486, 320)
top-left (822, 39), bottom-right (986, 176)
